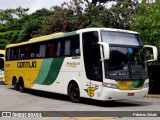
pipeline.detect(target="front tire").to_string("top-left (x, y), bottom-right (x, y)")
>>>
top-left (68, 83), bottom-right (81, 103)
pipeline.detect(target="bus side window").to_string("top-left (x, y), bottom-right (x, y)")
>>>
top-left (56, 41), bottom-right (61, 56)
top-left (26, 47), bottom-right (30, 59)
top-left (30, 44), bottom-right (40, 58)
top-left (6, 48), bottom-right (11, 61)
top-left (63, 34), bottom-right (80, 56)
top-left (46, 41), bottom-right (58, 57)
top-left (20, 46), bottom-right (26, 59)
top-left (39, 44), bottom-right (46, 57)
top-left (0, 58), bottom-right (4, 70)
top-left (70, 36), bottom-right (80, 56)
top-left (10, 49), bottom-right (14, 60)
top-left (13, 48), bottom-right (19, 60)
top-left (64, 40), bottom-right (71, 56)
top-left (48, 43), bottom-right (55, 57)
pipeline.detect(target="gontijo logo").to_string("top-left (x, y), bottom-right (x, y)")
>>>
top-left (17, 61), bottom-right (37, 68)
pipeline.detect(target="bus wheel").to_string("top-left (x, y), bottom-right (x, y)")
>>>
top-left (13, 79), bottom-right (18, 91)
top-left (68, 83), bottom-right (81, 103)
top-left (18, 78), bottom-right (25, 92)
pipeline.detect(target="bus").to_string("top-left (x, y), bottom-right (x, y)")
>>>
top-left (4, 28), bottom-right (158, 102)
top-left (0, 50), bottom-right (5, 81)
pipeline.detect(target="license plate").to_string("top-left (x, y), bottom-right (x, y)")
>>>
top-left (128, 93), bottom-right (134, 96)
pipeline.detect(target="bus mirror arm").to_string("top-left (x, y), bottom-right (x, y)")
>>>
top-left (98, 42), bottom-right (110, 61)
top-left (144, 45), bottom-right (158, 62)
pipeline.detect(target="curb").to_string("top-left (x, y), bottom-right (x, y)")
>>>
top-left (145, 94), bottom-right (160, 98)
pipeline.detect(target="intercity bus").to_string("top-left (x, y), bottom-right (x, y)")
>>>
top-left (0, 50), bottom-right (5, 81)
top-left (4, 28), bottom-right (158, 102)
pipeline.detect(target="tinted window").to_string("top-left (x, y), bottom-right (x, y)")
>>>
top-left (6, 34), bottom-right (80, 61)
top-left (82, 31), bottom-right (102, 81)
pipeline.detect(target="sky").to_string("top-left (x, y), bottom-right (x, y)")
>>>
top-left (0, 0), bottom-right (70, 13)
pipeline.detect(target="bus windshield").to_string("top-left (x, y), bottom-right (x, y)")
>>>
top-left (101, 31), bottom-right (142, 46)
top-left (101, 31), bottom-right (148, 80)
top-left (104, 46), bottom-right (148, 80)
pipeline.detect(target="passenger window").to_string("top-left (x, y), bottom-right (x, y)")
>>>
top-left (64, 40), bottom-right (71, 56)
top-left (12, 48), bottom-right (20, 60)
top-left (6, 48), bottom-right (11, 61)
top-left (63, 35), bottom-right (80, 56)
top-left (30, 44), bottom-right (40, 58)
top-left (46, 41), bottom-right (58, 57)
top-left (56, 41), bottom-right (62, 56)
top-left (20, 46), bottom-right (27, 59)
top-left (39, 44), bottom-right (46, 57)
top-left (70, 37), bottom-right (80, 55)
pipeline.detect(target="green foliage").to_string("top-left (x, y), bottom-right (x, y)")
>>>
top-left (0, 0), bottom-right (159, 58)
top-left (18, 8), bottom-right (52, 41)
top-left (0, 30), bottom-right (20, 48)
top-left (0, 8), bottom-right (51, 49)
top-left (40, 6), bottom-right (75, 34)
top-left (130, 1), bottom-right (160, 64)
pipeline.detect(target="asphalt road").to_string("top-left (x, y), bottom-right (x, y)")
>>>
top-left (0, 81), bottom-right (160, 120)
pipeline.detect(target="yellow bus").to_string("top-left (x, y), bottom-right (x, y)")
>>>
top-left (0, 50), bottom-right (5, 81)
top-left (4, 28), bottom-right (158, 102)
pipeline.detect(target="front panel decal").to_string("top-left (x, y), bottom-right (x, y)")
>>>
top-left (84, 87), bottom-right (98, 97)
top-left (117, 80), bottom-right (145, 90)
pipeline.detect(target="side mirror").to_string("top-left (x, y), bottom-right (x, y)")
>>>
top-left (144, 45), bottom-right (158, 62)
top-left (98, 42), bottom-right (110, 61)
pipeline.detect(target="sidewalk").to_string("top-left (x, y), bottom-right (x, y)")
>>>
top-left (145, 94), bottom-right (160, 98)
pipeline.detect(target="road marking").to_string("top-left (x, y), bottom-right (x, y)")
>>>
top-left (145, 94), bottom-right (160, 98)
top-left (41, 117), bottom-right (116, 120)
top-left (41, 117), bottom-right (50, 120)
top-left (60, 117), bottom-right (116, 120)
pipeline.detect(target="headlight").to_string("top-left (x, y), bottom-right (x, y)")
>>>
top-left (103, 82), bottom-right (118, 89)
top-left (143, 83), bottom-right (149, 88)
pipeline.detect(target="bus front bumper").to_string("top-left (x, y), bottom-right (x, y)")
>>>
top-left (101, 87), bottom-right (148, 101)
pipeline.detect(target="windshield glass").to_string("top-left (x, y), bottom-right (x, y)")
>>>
top-left (105, 46), bottom-right (148, 80)
top-left (101, 31), bottom-right (142, 46)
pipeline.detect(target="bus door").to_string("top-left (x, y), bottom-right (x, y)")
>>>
top-left (82, 32), bottom-right (103, 100)
top-left (0, 57), bottom-right (4, 81)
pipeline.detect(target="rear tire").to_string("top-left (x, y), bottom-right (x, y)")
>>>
top-left (18, 78), bottom-right (25, 92)
top-left (68, 83), bottom-right (81, 103)
top-left (13, 79), bottom-right (19, 91)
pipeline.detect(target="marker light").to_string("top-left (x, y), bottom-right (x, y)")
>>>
top-left (143, 83), bottom-right (149, 88)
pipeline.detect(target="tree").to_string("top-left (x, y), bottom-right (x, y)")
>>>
top-left (40, 6), bottom-right (76, 34)
top-left (18, 8), bottom-right (52, 41)
top-left (39, 0), bottom-right (139, 34)
top-left (106, 0), bottom-right (138, 29)
top-left (130, 1), bottom-right (160, 48)
top-left (14, 7), bottom-right (29, 19)
top-left (0, 8), bottom-right (29, 49)
top-left (130, 1), bottom-right (160, 65)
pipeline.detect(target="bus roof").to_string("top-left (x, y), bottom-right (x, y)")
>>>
top-left (0, 50), bottom-right (5, 55)
top-left (6, 28), bottom-right (139, 48)
top-left (6, 31), bottom-right (76, 48)
top-left (76, 28), bottom-right (139, 34)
